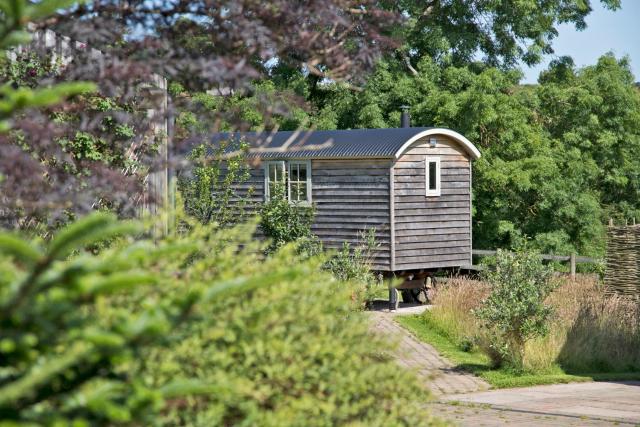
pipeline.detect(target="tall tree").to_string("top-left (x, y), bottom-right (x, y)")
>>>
top-left (393, 0), bottom-right (621, 69)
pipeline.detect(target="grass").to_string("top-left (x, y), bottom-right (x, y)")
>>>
top-left (396, 301), bottom-right (640, 389)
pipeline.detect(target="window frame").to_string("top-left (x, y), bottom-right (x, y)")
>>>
top-left (425, 156), bottom-right (441, 197)
top-left (287, 160), bottom-right (312, 206)
top-left (263, 159), bottom-right (312, 205)
top-left (264, 160), bottom-right (286, 201)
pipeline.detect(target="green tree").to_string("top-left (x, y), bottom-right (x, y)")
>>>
top-left (123, 217), bottom-right (435, 427)
top-left (0, 213), bottom-right (196, 424)
top-left (391, 0), bottom-right (620, 69)
top-left (537, 54), bottom-right (640, 226)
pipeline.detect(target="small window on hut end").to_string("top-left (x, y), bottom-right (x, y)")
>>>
top-left (425, 157), bottom-right (441, 197)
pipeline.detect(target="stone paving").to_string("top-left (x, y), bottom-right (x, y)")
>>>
top-left (430, 402), bottom-right (634, 426)
top-left (369, 310), bottom-right (640, 426)
top-left (443, 381), bottom-right (640, 425)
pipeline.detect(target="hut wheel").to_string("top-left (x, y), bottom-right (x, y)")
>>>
top-left (400, 288), bottom-right (429, 304)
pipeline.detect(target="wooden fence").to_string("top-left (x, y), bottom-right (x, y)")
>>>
top-left (472, 249), bottom-right (601, 280)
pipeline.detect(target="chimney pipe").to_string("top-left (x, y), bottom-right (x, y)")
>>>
top-left (400, 105), bottom-right (411, 128)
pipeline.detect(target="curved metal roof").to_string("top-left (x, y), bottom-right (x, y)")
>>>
top-left (206, 127), bottom-right (480, 160)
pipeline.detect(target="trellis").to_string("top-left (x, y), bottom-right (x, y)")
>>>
top-left (605, 222), bottom-right (640, 297)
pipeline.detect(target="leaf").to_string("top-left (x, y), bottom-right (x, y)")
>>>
top-left (0, 30), bottom-right (31, 50)
top-left (0, 341), bottom-right (92, 407)
top-left (85, 272), bottom-right (157, 296)
top-left (48, 213), bottom-right (140, 260)
top-left (160, 379), bottom-right (226, 398)
top-left (24, 0), bottom-right (87, 21)
top-left (28, 82), bottom-right (97, 107)
top-left (0, 233), bottom-right (42, 266)
top-left (82, 328), bottom-right (126, 348)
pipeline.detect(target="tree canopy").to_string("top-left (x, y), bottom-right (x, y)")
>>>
top-left (393, 0), bottom-right (621, 69)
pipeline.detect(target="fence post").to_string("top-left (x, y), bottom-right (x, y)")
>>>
top-left (570, 253), bottom-right (576, 281)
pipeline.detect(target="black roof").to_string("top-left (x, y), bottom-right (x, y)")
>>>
top-left (197, 127), bottom-right (480, 160)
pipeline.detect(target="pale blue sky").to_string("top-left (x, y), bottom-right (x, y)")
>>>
top-left (522, 0), bottom-right (640, 83)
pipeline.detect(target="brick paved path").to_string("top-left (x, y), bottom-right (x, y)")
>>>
top-left (369, 311), bottom-right (489, 396)
top-left (369, 311), bottom-right (636, 426)
top-left (430, 402), bottom-right (632, 426)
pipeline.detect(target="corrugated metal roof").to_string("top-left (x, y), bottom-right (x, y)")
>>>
top-left (208, 127), bottom-right (435, 159)
top-left (197, 127), bottom-right (482, 160)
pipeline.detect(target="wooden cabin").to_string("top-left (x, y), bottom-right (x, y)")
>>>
top-left (209, 126), bottom-right (481, 274)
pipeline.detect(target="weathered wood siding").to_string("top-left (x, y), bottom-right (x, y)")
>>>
top-left (392, 135), bottom-right (472, 270)
top-left (219, 160), bottom-right (392, 270)
top-left (311, 160), bottom-right (392, 271)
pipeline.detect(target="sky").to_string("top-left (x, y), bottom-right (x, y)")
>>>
top-left (522, 0), bottom-right (640, 83)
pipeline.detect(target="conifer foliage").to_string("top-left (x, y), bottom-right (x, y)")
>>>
top-left (0, 213), bottom-right (219, 424)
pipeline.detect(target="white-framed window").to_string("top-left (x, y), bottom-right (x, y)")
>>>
top-left (264, 161), bottom-right (286, 200)
top-left (288, 160), bottom-right (312, 205)
top-left (264, 160), bottom-right (312, 204)
top-left (425, 156), bottom-right (441, 197)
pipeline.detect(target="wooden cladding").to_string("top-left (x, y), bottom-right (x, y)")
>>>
top-left (219, 133), bottom-right (474, 272)
top-left (392, 136), bottom-right (472, 269)
top-left (311, 159), bottom-right (392, 270)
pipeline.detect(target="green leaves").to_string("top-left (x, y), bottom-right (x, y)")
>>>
top-left (0, 213), bottom-right (163, 425)
top-left (0, 81), bottom-right (97, 130)
top-left (259, 184), bottom-right (315, 254)
top-left (0, 234), bottom-right (42, 266)
top-left (48, 212), bottom-right (140, 260)
top-left (0, 0), bottom-right (96, 131)
top-left (475, 249), bottom-right (557, 371)
top-left (394, 0), bottom-right (621, 68)
top-left (22, 0), bottom-right (83, 21)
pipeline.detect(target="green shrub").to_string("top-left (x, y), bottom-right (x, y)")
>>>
top-left (119, 217), bottom-right (435, 426)
top-left (0, 213), bottom-right (206, 425)
top-left (323, 228), bottom-right (382, 302)
top-left (475, 249), bottom-right (557, 371)
top-left (259, 184), bottom-right (315, 253)
top-left (180, 142), bottom-right (253, 226)
top-left (1, 211), bottom-right (437, 426)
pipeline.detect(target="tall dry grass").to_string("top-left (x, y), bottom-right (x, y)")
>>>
top-left (425, 276), bottom-right (640, 374)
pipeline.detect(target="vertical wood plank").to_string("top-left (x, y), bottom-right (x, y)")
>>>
top-left (389, 164), bottom-right (396, 272)
top-left (469, 160), bottom-right (473, 266)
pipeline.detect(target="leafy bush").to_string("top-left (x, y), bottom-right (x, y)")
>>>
top-left (474, 249), bottom-right (556, 370)
top-left (0, 211), bottom-right (436, 425)
top-left (128, 218), bottom-right (434, 426)
top-left (0, 213), bottom-right (202, 425)
top-left (259, 184), bottom-right (315, 253)
top-left (179, 141), bottom-right (252, 227)
top-left (323, 228), bottom-right (382, 302)
top-left (421, 275), bottom-right (640, 377)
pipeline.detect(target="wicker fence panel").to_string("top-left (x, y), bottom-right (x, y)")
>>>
top-left (605, 225), bottom-right (640, 296)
